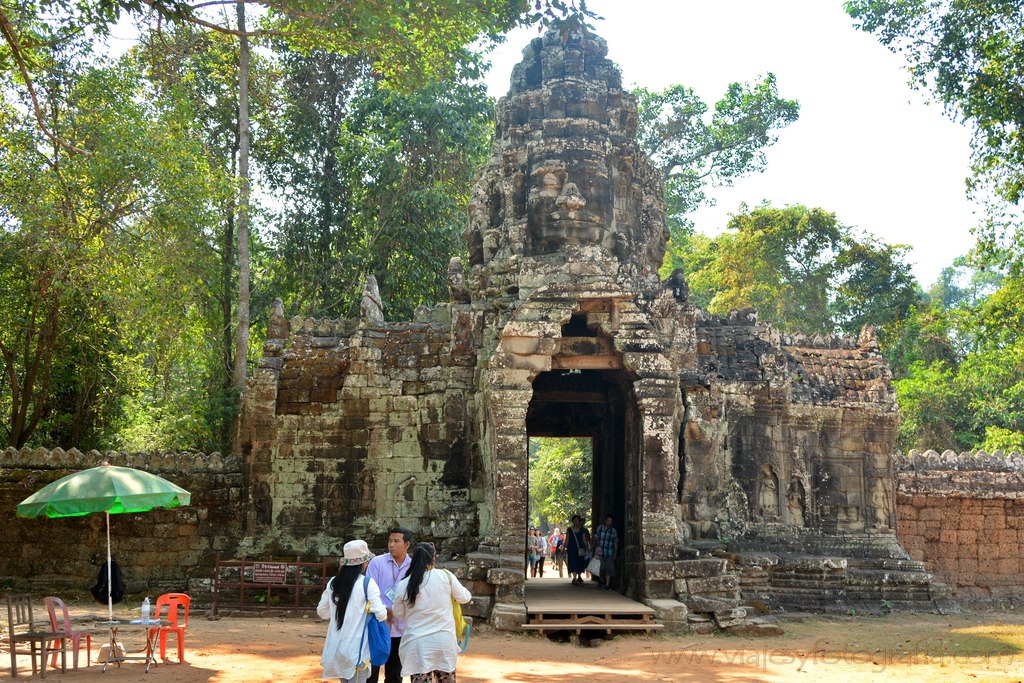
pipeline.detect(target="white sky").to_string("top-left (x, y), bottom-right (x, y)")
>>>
top-left (484, 0), bottom-right (980, 287)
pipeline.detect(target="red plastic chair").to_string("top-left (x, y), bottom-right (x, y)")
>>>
top-left (149, 593), bottom-right (190, 662)
top-left (43, 596), bottom-right (89, 671)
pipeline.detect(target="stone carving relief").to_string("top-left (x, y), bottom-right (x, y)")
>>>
top-left (833, 460), bottom-right (864, 530)
top-left (527, 152), bottom-right (614, 255)
top-left (786, 476), bottom-right (806, 527)
top-left (447, 257), bottom-right (470, 303)
top-left (756, 464), bottom-right (780, 519)
top-left (871, 478), bottom-right (892, 531)
top-left (252, 481), bottom-right (272, 527)
top-left (465, 28), bottom-right (667, 290)
top-left (361, 275), bottom-right (384, 323)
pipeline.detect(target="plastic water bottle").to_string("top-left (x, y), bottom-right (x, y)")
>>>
top-left (141, 597), bottom-right (151, 622)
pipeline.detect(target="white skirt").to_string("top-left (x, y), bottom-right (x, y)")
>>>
top-left (400, 630), bottom-right (459, 676)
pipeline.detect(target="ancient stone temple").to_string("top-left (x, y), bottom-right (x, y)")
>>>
top-left (237, 28), bottom-right (941, 628)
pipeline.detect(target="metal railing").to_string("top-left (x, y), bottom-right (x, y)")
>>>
top-left (211, 557), bottom-right (328, 617)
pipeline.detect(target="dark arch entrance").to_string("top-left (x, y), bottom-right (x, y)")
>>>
top-left (525, 368), bottom-right (641, 594)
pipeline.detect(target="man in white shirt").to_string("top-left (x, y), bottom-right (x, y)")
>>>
top-left (366, 528), bottom-right (413, 683)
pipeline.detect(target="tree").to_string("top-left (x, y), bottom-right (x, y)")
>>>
top-left (263, 51), bottom-right (494, 319)
top-left (844, 1), bottom-right (1024, 271)
top-left (528, 438), bottom-right (592, 530)
top-left (634, 75), bottom-right (799, 241)
top-left (887, 252), bottom-right (1024, 452)
top-left (133, 23), bottom-right (280, 447)
top-left (927, 255), bottom-right (1004, 311)
top-left (234, 0), bottom-right (252, 393)
top-left (2, 0), bottom-right (595, 397)
top-left (830, 235), bottom-right (920, 337)
top-left (894, 360), bottom-right (972, 451)
top-left (2, 1), bottom-right (596, 108)
top-left (0, 42), bottom-right (227, 448)
top-left (679, 204), bottom-right (921, 341)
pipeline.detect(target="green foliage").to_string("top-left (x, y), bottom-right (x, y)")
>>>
top-left (0, 36), bottom-right (231, 450)
top-left (883, 303), bottom-right (960, 380)
top-left (927, 256), bottom-right (1004, 311)
top-left (845, 0), bottom-right (1024, 205)
top-left (845, 1), bottom-right (1024, 279)
top-left (831, 235), bottom-right (921, 337)
top-left (528, 437), bottom-right (592, 530)
top-left (890, 257), bottom-right (1024, 452)
top-left (128, 24), bottom-right (288, 450)
top-left (678, 204), bottom-right (920, 340)
top-left (264, 50), bottom-right (493, 319)
top-left (894, 360), bottom-right (972, 451)
top-left (6, 1), bottom-right (590, 91)
top-left (981, 426), bottom-right (1024, 453)
top-left (634, 75), bottom-right (799, 241)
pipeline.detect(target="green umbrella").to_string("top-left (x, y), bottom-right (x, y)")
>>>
top-left (17, 464), bottom-right (191, 620)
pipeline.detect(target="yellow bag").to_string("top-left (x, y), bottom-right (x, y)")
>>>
top-left (451, 595), bottom-right (467, 641)
top-left (445, 569), bottom-right (470, 651)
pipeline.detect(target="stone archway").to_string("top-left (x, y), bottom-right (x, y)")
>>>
top-left (526, 367), bottom-right (636, 587)
top-left (482, 286), bottom-right (681, 625)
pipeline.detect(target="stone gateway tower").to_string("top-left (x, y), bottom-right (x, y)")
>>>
top-left (239, 29), bottom-right (927, 629)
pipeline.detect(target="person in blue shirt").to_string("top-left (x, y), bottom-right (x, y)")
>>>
top-left (592, 515), bottom-right (619, 591)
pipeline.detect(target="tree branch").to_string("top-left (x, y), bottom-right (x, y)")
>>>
top-left (139, 0), bottom-right (300, 37)
top-left (0, 7), bottom-right (90, 156)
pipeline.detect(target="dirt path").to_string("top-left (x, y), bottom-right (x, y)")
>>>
top-left (8, 610), bottom-right (1024, 682)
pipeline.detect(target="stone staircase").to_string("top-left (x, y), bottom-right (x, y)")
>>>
top-left (713, 530), bottom-right (959, 614)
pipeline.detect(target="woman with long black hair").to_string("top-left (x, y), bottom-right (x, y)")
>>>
top-left (392, 543), bottom-right (472, 683)
top-left (318, 540), bottom-right (388, 682)
top-left (564, 514), bottom-right (591, 585)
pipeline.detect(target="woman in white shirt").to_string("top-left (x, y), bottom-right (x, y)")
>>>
top-left (392, 543), bottom-right (472, 683)
top-left (318, 540), bottom-right (388, 682)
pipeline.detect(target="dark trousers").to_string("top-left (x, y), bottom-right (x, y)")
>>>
top-left (370, 636), bottom-right (402, 683)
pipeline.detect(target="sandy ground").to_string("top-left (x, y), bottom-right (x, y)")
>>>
top-left (5, 601), bottom-right (1024, 682)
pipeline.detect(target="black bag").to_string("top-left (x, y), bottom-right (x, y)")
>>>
top-left (90, 559), bottom-right (126, 605)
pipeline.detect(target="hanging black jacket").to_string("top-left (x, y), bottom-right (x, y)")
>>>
top-left (90, 559), bottom-right (126, 604)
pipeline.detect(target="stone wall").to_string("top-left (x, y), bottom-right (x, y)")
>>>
top-left (237, 310), bottom-right (483, 558)
top-left (895, 449), bottom-right (1024, 604)
top-left (683, 313), bottom-right (899, 540)
top-left (0, 447), bottom-right (244, 599)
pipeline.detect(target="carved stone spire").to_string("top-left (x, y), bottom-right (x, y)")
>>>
top-left (465, 28), bottom-right (669, 300)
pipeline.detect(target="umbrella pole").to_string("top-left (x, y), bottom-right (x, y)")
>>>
top-left (106, 511), bottom-right (113, 622)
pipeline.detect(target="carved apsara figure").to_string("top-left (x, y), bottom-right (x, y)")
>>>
top-left (786, 477), bottom-right (805, 527)
top-left (756, 464), bottom-right (780, 518)
top-left (871, 478), bottom-right (892, 530)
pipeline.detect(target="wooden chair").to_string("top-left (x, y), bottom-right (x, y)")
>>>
top-left (148, 593), bottom-right (190, 662)
top-left (5, 593), bottom-right (64, 678)
top-left (44, 596), bottom-right (91, 670)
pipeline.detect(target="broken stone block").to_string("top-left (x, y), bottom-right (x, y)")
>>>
top-left (683, 594), bottom-right (739, 612)
top-left (712, 607), bottom-right (748, 629)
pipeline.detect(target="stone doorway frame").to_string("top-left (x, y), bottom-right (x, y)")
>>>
top-left (482, 285), bottom-right (681, 625)
top-left (526, 371), bottom-right (631, 584)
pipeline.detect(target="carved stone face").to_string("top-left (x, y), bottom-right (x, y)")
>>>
top-left (527, 151), bottom-right (613, 254)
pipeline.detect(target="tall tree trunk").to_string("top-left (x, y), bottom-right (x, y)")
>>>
top-left (232, 0), bottom-right (251, 392)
